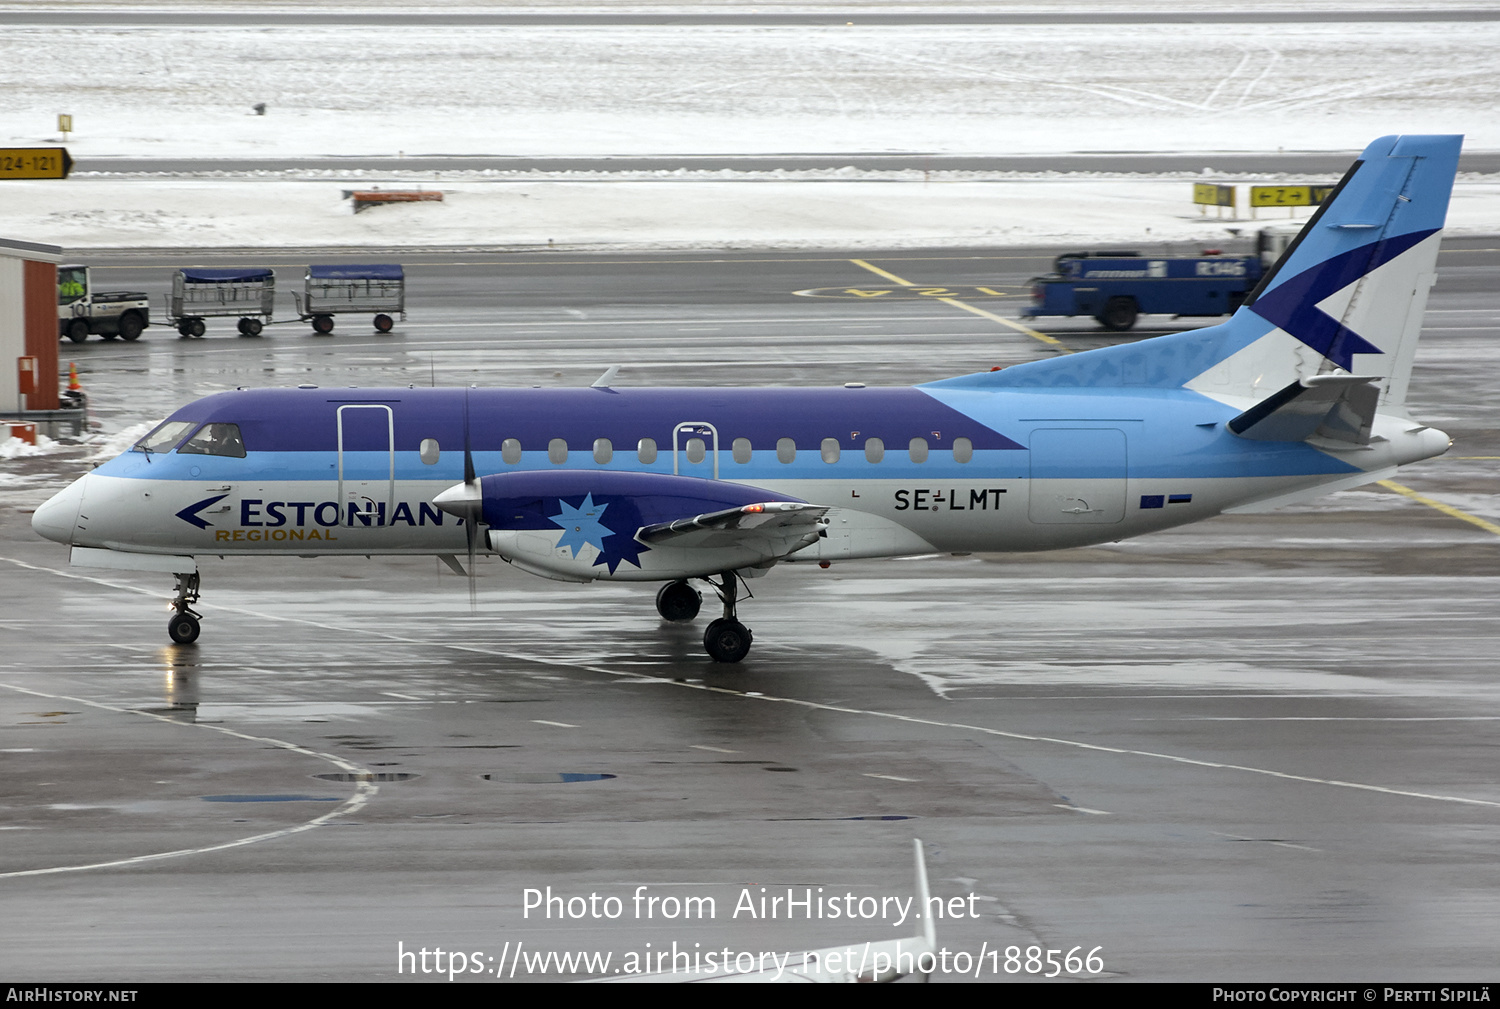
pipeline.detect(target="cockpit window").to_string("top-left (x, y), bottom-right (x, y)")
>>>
top-left (133, 421), bottom-right (197, 454)
top-left (177, 423), bottom-right (246, 458)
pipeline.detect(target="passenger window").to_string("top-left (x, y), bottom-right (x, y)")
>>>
top-left (953, 437), bottom-right (973, 464)
top-left (777, 437), bottom-right (796, 464)
top-left (821, 438), bottom-right (840, 464)
top-left (864, 437), bottom-right (884, 464)
top-left (732, 437), bottom-right (752, 464)
top-left (133, 420), bottom-right (196, 455)
top-left (548, 438), bottom-right (568, 464)
top-left (594, 438), bottom-right (612, 464)
top-left (909, 437), bottom-right (929, 463)
top-left (178, 423), bottom-right (246, 458)
top-left (502, 438), bottom-right (522, 465)
top-left (419, 438), bottom-right (440, 465)
top-left (685, 437), bottom-right (706, 464)
top-left (638, 438), bottom-right (657, 464)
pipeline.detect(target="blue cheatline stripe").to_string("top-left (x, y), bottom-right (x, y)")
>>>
top-left (95, 431), bottom-right (1359, 484)
top-left (162, 386), bottom-right (1024, 455)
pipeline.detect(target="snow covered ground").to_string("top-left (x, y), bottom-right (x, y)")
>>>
top-left (2, 12), bottom-right (1498, 248)
top-left (8, 170), bottom-right (1499, 251)
top-left (3, 21), bottom-right (1495, 158)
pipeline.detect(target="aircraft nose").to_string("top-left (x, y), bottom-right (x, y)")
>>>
top-left (32, 474), bottom-right (87, 545)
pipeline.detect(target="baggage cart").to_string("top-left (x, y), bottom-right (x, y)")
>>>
top-left (293, 264), bottom-right (405, 334)
top-left (166, 267), bottom-right (276, 337)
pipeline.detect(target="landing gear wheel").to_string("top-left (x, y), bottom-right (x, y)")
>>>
top-left (656, 580), bottom-right (701, 622)
top-left (66, 319), bottom-right (90, 343)
top-left (237, 317), bottom-right (263, 337)
top-left (1097, 296), bottom-right (1139, 332)
top-left (167, 612), bottom-right (200, 645)
top-left (118, 312), bottom-right (144, 341)
top-left (373, 314), bottom-right (394, 333)
top-left (187, 318), bottom-right (206, 338)
top-left (704, 618), bottom-right (752, 664)
top-left (168, 571), bottom-right (203, 644)
top-left (312, 315), bottom-right (335, 334)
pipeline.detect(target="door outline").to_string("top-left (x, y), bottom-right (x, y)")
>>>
top-left (1027, 427), bottom-right (1128, 525)
top-left (672, 420), bottom-right (720, 480)
top-left (337, 404), bottom-right (395, 526)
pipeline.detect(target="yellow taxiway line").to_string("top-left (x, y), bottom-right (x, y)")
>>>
top-left (849, 258), bottom-right (1072, 353)
top-left (1377, 479), bottom-right (1500, 538)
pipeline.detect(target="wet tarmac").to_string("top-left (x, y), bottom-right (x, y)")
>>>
top-left (2, 243), bottom-right (1498, 981)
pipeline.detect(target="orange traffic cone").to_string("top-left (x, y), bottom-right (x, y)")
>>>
top-left (67, 362), bottom-right (82, 393)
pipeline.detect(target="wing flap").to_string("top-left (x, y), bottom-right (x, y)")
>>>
top-left (638, 501), bottom-right (828, 556)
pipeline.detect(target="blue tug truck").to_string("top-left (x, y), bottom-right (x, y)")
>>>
top-left (1024, 249), bottom-right (1265, 331)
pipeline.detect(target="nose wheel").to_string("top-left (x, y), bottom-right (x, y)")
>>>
top-left (702, 572), bottom-right (752, 664)
top-left (168, 571), bottom-right (202, 645)
top-left (168, 612), bottom-right (201, 645)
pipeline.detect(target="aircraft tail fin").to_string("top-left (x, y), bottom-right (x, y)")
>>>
top-left (928, 135), bottom-right (1461, 414)
top-left (1198, 134), bottom-right (1459, 412)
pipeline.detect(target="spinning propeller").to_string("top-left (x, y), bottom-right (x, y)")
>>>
top-left (432, 388), bottom-right (484, 611)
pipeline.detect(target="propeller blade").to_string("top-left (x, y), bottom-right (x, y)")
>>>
top-left (463, 387), bottom-right (476, 486)
top-left (429, 481), bottom-right (482, 612)
top-left (466, 505), bottom-right (478, 614)
top-left (463, 388), bottom-right (477, 612)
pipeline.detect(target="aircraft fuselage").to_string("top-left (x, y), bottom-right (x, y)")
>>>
top-left (35, 383), bottom-right (1443, 582)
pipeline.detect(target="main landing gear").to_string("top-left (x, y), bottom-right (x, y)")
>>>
top-left (656, 574), bottom-right (754, 663)
top-left (655, 580), bottom-right (702, 622)
top-left (704, 573), bottom-right (753, 664)
top-left (167, 571), bottom-right (202, 645)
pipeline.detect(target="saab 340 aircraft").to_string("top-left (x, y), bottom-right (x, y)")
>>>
top-left (33, 135), bottom-right (1459, 663)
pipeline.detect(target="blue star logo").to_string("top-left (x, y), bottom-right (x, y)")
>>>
top-left (547, 493), bottom-right (649, 574)
top-left (551, 493), bottom-right (613, 557)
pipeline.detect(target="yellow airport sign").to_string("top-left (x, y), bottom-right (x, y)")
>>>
top-left (0, 147), bottom-right (73, 179)
top-left (1249, 185), bottom-right (1335, 207)
top-left (1193, 183), bottom-right (1235, 208)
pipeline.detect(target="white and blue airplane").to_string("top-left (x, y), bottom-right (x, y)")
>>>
top-left (32, 135), bottom-right (1459, 662)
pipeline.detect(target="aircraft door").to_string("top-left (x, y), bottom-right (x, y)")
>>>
top-left (337, 404), bottom-right (395, 527)
top-left (672, 420), bottom-right (720, 480)
top-left (1028, 428), bottom-right (1127, 524)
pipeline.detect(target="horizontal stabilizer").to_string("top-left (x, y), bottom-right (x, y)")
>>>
top-left (1227, 374), bottom-right (1379, 445)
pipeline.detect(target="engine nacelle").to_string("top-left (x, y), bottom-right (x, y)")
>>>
top-left (475, 470), bottom-right (808, 582)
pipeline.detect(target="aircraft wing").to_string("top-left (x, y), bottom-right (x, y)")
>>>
top-left (637, 501), bottom-right (828, 554)
top-left (445, 470), bottom-right (836, 582)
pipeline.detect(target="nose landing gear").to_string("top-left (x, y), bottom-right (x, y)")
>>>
top-left (702, 572), bottom-right (752, 664)
top-left (167, 571), bottom-right (202, 645)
